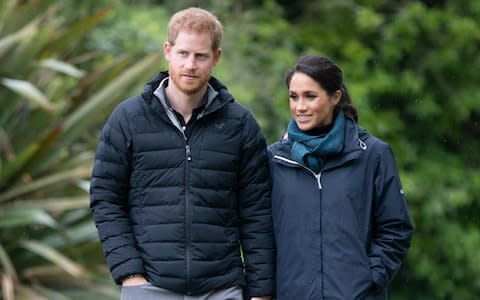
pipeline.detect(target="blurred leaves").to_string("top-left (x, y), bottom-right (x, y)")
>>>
top-left (1, 78), bottom-right (55, 112)
top-left (0, 0), bottom-right (160, 298)
top-left (19, 240), bottom-right (85, 277)
top-left (39, 59), bottom-right (86, 78)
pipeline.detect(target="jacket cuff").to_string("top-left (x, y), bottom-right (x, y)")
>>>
top-left (370, 263), bottom-right (388, 289)
top-left (112, 257), bottom-right (145, 285)
top-left (244, 280), bottom-right (275, 299)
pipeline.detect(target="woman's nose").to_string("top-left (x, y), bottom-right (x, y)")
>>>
top-left (296, 98), bottom-right (307, 111)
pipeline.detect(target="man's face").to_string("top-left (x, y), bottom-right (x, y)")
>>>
top-left (164, 31), bottom-right (221, 95)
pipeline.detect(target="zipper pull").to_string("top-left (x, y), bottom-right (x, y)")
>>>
top-left (181, 126), bottom-right (187, 140)
top-left (315, 172), bottom-right (322, 190)
top-left (186, 145), bottom-right (191, 161)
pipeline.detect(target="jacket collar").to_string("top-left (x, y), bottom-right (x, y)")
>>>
top-left (273, 117), bottom-right (369, 171)
top-left (323, 117), bottom-right (367, 170)
top-left (141, 71), bottom-right (234, 121)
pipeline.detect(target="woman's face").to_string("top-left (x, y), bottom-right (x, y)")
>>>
top-left (289, 72), bottom-right (340, 131)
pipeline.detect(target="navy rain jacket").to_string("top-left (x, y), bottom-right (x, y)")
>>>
top-left (268, 117), bottom-right (413, 300)
top-left (90, 72), bottom-right (275, 297)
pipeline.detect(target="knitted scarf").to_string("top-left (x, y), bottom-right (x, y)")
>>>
top-left (287, 113), bottom-right (346, 173)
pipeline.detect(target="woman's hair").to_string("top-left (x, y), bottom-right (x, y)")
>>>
top-left (167, 7), bottom-right (223, 51)
top-left (285, 55), bottom-right (358, 122)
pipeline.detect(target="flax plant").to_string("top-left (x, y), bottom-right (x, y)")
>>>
top-left (0, 1), bottom-right (160, 299)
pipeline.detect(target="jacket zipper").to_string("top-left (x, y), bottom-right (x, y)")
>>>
top-left (273, 155), bottom-right (322, 189)
top-left (179, 125), bottom-right (193, 295)
top-left (274, 154), bottom-right (325, 297)
top-left (273, 127), bottom-right (367, 298)
top-left (154, 81), bottom-right (227, 295)
top-left (166, 107), bottom-right (208, 295)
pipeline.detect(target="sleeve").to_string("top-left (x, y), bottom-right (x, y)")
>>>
top-left (369, 144), bottom-right (414, 289)
top-left (237, 112), bottom-right (276, 298)
top-left (89, 105), bottom-right (145, 284)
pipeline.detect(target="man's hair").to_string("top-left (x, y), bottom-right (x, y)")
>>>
top-left (167, 7), bottom-right (223, 51)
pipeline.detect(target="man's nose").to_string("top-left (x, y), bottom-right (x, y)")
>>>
top-left (185, 55), bottom-right (197, 69)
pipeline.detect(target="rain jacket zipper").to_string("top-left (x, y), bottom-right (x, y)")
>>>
top-left (273, 155), bottom-right (323, 189)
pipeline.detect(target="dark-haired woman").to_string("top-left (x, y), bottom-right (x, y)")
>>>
top-left (268, 55), bottom-right (413, 300)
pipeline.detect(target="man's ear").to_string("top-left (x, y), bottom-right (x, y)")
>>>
top-left (163, 42), bottom-right (172, 60)
top-left (213, 48), bottom-right (222, 65)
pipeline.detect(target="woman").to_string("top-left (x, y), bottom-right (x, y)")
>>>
top-left (268, 55), bottom-right (413, 300)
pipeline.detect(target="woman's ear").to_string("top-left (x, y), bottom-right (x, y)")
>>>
top-left (333, 89), bottom-right (342, 105)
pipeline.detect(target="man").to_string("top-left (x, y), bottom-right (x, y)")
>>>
top-left (89, 7), bottom-right (275, 300)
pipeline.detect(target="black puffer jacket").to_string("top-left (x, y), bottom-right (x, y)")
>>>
top-left (90, 72), bottom-right (275, 297)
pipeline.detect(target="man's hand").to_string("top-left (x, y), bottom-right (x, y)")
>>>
top-left (121, 274), bottom-right (148, 286)
top-left (250, 297), bottom-right (272, 300)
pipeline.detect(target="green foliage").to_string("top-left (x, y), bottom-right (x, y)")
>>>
top-left (0, 0), bottom-right (160, 298)
top-left (214, 0), bottom-right (297, 141)
top-left (86, 2), bottom-right (168, 56)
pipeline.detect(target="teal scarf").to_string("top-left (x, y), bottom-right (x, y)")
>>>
top-left (288, 113), bottom-right (346, 173)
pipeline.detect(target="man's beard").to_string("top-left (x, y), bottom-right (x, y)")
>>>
top-left (169, 72), bottom-right (210, 95)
